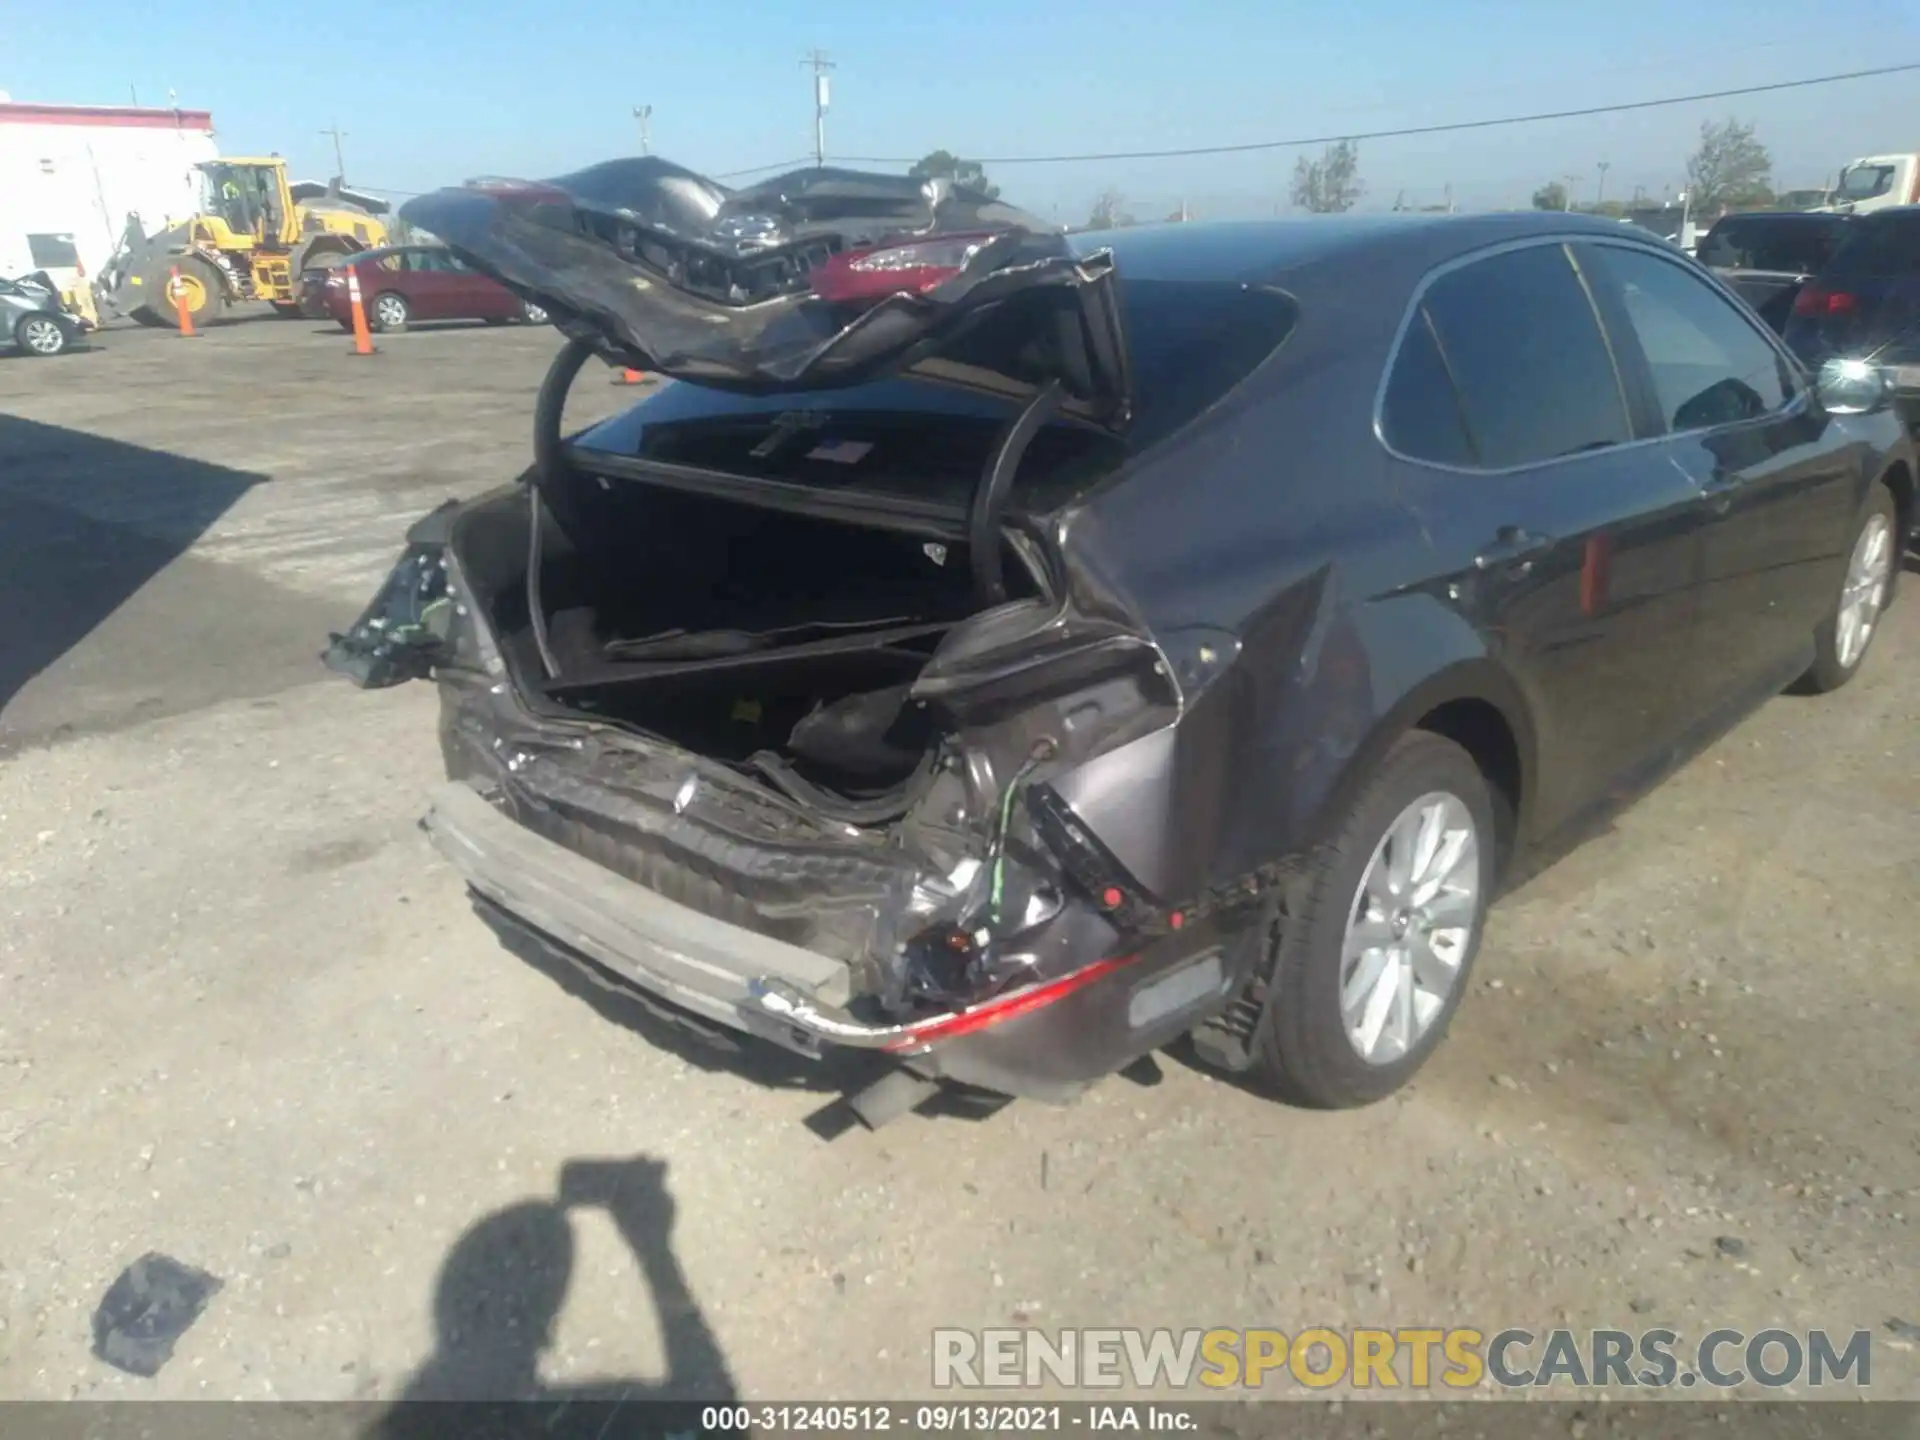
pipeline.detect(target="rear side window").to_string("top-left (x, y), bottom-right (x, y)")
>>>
top-left (1823, 215), bottom-right (1920, 277)
top-left (1380, 311), bottom-right (1475, 467)
top-left (1389, 243), bottom-right (1631, 469)
top-left (1697, 218), bottom-right (1847, 274)
top-left (1582, 244), bottom-right (1791, 431)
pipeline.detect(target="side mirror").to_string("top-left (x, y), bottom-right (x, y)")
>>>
top-left (1815, 357), bottom-right (1893, 416)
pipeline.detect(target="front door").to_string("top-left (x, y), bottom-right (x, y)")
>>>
top-left (1380, 238), bottom-right (1711, 837)
top-left (1576, 241), bottom-right (1859, 697)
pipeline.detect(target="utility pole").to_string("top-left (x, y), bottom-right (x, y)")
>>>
top-left (801, 49), bottom-right (835, 167)
top-left (1596, 160), bottom-right (1611, 207)
top-left (320, 124), bottom-right (348, 184)
top-left (632, 105), bottom-right (652, 155)
top-left (1562, 174), bottom-right (1581, 212)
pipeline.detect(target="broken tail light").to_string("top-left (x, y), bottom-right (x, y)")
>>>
top-left (809, 232), bottom-right (998, 305)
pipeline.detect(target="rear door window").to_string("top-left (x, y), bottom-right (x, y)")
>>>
top-left (1582, 243), bottom-right (1793, 431)
top-left (1390, 242), bottom-right (1631, 469)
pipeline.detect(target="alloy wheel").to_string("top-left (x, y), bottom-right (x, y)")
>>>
top-left (1339, 791), bottom-right (1480, 1065)
top-left (374, 296), bottom-right (407, 329)
top-left (20, 316), bottom-right (66, 355)
top-left (1836, 512), bottom-right (1894, 672)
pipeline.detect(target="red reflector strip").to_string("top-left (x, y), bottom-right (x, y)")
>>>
top-left (881, 955), bottom-right (1138, 1053)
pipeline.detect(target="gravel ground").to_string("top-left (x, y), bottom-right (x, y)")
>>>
top-left (1, 316), bottom-right (1916, 1407)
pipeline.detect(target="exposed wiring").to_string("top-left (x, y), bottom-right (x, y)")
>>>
top-left (985, 741), bottom-right (1057, 925)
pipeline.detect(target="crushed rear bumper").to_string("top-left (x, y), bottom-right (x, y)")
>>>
top-left (423, 778), bottom-right (1244, 1104)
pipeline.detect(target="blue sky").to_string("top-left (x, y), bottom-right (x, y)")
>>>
top-left (9, 0), bottom-right (1918, 222)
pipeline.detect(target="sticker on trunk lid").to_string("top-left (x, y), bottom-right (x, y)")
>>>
top-left (806, 439), bottom-right (873, 464)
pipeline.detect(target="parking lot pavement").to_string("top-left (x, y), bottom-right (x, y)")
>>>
top-left (1, 316), bottom-right (1917, 1403)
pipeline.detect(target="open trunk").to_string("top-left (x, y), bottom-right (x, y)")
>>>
top-left (447, 474), bottom-right (1044, 806)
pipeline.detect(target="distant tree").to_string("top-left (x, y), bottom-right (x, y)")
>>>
top-left (1084, 188), bottom-right (1135, 231)
top-left (1531, 181), bottom-right (1569, 211)
top-left (1686, 118), bottom-right (1773, 213)
top-left (908, 150), bottom-right (1000, 200)
top-left (1290, 140), bottom-right (1363, 213)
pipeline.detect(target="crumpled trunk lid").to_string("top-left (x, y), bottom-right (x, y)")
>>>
top-left (399, 157), bottom-right (1131, 418)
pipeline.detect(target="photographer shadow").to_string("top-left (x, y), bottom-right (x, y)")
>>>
top-left (369, 1155), bottom-right (735, 1439)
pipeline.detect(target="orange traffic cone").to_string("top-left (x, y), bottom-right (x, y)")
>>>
top-left (170, 266), bottom-right (198, 339)
top-left (346, 267), bottom-right (376, 356)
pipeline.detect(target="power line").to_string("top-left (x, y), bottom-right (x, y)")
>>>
top-left (347, 58), bottom-right (1920, 202)
top-left (714, 156), bottom-right (817, 179)
top-left (815, 60), bottom-right (1920, 167)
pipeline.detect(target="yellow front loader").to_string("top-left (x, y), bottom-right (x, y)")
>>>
top-left (95, 157), bottom-right (391, 326)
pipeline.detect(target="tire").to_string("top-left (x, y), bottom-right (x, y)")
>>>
top-left (15, 313), bottom-right (71, 357)
top-left (369, 291), bottom-right (410, 333)
top-left (130, 306), bottom-right (173, 329)
top-left (1251, 730), bottom-right (1498, 1109)
top-left (152, 256), bottom-right (226, 325)
top-left (521, 301), bottom-right (549, 325)
top-left (1795, 485), bottom-right (1899, 694)
top-left (270, 301), bottom-right (303, 318)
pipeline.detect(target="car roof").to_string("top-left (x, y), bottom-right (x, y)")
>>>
top-left (1068, 211), bottom-right (1653, 284)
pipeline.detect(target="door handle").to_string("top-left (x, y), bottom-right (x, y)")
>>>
top-left (1474, 525), bottom-right (1555, 574)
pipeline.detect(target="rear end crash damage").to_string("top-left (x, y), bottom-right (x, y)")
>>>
top-left (324, 158), bottom-right (1285, 1103)
top-left (329, 478), bottom-right (1286, 1102)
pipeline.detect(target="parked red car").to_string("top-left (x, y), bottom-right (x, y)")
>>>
top-left (299, 245), bottom-right (548, 332)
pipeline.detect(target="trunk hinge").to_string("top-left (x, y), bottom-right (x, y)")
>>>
top-left (524, 337), bottom-right (599, 680)
top-left (970, 377), bottom-right (1066, 606)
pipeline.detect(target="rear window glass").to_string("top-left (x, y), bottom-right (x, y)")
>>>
top-left (571, 278), bottom-right (1297, 509)
top-left (1822, 215), bottom-right (1920, 277)
top-left (1697, 217), bottom-right (1849, 274)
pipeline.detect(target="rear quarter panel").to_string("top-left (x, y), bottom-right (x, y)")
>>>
top-left (1052, 246), bottom-right (1525, 903)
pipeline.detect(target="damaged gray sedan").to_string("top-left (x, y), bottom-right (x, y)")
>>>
top-left (328, 159), bottom-right (1912, 1124)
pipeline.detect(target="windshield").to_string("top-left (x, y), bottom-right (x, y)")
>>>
top-left (1836, 164), bottom-right (1896, 202)
top-left (1697, 216), bottom-right (1848, 274)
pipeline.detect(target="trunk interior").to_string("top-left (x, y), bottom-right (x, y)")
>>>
top-left (450, 475), bottom-right (1041, 799)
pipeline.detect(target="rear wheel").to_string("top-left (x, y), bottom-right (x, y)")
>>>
top-left (15, 313), bottom-right (71, 357)
top-left (1251, 731), bottom-right (1496, 1108)
top-left (130, 306), bottom-right (174, 328)
top-left (1796, 486), bottom-right (1899, 694)
top-left (521, 301), bottom-right (549, 325)
top-left (370, 291), bottom-right (410, 332)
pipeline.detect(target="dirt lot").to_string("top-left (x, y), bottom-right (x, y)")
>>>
top-left (2, 315), bottom-right (1917, 1406)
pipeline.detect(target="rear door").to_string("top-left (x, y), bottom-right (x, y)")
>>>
top-left (1580, 240), bottom-right (1858, 695)
top-left (398, 248), bottom-right (456, 318)
top-left (1381, 239), bottom-right (1710, 836)
top-left (441, 251), bottom-right (515, 318)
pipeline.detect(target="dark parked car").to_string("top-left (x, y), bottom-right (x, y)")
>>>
top-left (1695, 210), bottom-right (1854, 332)
top-left (2, 272), bottom-right (84, 357)
top-left (298, 244), bottom-right (548, 332)
top-left (326, 160), bottom-right (1915, 1125)
top-left (1784, 205), bottom-right (1920, 440)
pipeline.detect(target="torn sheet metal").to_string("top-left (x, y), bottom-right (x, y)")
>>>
top-left (400, 157), bottom-right (1128, 409)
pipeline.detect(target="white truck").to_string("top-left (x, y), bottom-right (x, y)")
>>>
top-left (1825, 153), bottom-right (1920, 214)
